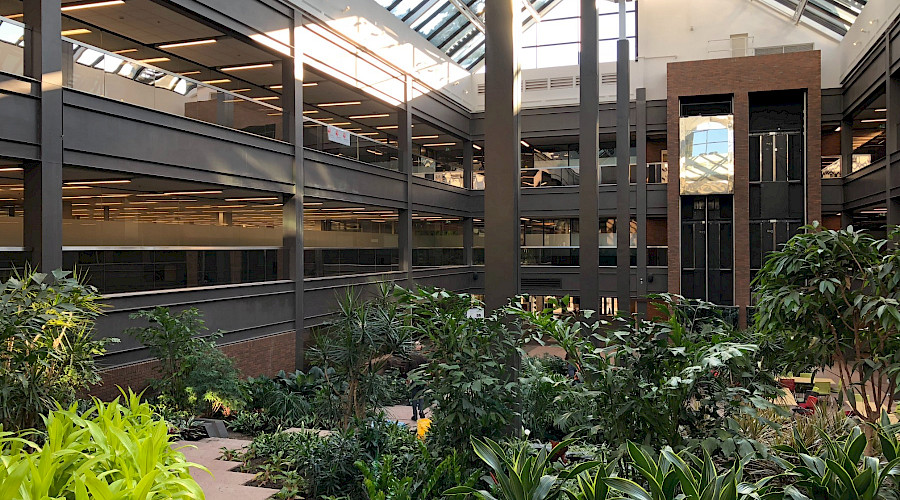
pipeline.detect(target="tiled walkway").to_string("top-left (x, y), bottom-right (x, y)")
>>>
top-left (174, 437), bottom-right (278, 500)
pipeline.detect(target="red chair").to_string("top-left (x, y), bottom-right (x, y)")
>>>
top-left (794, 395), bottom-right (818, 415)
top-left (779, 378), bottom-right (796, 392)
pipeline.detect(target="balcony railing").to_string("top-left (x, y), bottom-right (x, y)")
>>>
top-left (413, 155), bottom-right (464, 187)
top-left (303, 117), bottom-right (399, 171)
top-left (63, 37), bottom-right (285, 140)
top-left (0, 15), bottom-right (25, 77)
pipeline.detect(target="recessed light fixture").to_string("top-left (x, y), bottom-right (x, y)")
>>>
top-left (201, 79), bottom-right (231, 85)
top-left (61, 29), bottom-right (91, 36)
top-left (221, 63), bottom-right (274, 71)
top-left (138, 57), bottom-right (170, 64)
top-left (66, 179), bottom-right (131, 186)
top-left (137, 190), bottom-right (223, 197)
top-left (423, 142), bottom-right (457, 147)
top-left (348, 114), bottom-right (389, 119)
top-left (224, 197), bottom-right (280, 202)
top-left (318, 101), bottom-right (361, 107)
top-left (158, 39), bottom-right (217, 49)
top-left (112, 48), bottom-right (138, 54)
top-left (61, 0), bottom-right (124, 11)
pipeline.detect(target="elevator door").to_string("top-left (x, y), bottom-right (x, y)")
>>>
top-left (681, 195), bottom-right (733, 305)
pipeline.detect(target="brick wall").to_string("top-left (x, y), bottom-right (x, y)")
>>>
top-left (666, 51), bottom-right (823, 328)
top-left (89, 331), bottom-right (297, 400)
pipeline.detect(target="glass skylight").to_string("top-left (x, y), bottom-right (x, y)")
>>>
top-left (757, 0), bottom-right (866, 37)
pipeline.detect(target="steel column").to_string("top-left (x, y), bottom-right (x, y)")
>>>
top-left (23, 0), bottom-right (63, 273)
top-left (484, 0), bottom-right (521, 311)
top-left (636, 88), bottom-right (648, 317)
top-left (615, 0), bottom-right (631, 314)
top-left (579, 0), bottom-right (600, 314)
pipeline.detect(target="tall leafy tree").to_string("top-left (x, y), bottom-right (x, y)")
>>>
top-left (754, 223), bottom-right (900, 424)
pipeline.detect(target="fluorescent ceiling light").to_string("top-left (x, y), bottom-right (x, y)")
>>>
top-left (377, 125), bottom-right (399, 130)
top-left (0, 167), bottom-right (23, 172)
top-left (302, 82), bottom-right (318, 87)
top-left (112, 48), bottom-right (138, 54)
top-left (62, 1), bottom-right (124, 11)
top-left (179, 71), bottom-right (202, 76)
top-left (412, 135), bottom-right (439, 140)
top-left (65, 179), bottom-right (131, 185)
top-left (520, 140), bottom-right (531, 147)
top-left (138, 57), bottom-right (170, 64)
top-left (424, 142), bottom-right (457, 147)
top-left (158, 39), bottom-right (217, 49)
top-left (302, 110), bottom-right (318, 114)
top-left (359, 132), bottom-right (379, 136)
top-left (255, 96), bottom-right (280, 101)
top-left (221, 63), bottom-right (274, 71)
top-left (348, 114), bottom-right (390, 119)
top-left (201, 79), bottom-right (230, 84)
top-left (473, 144), bottom-right (483, 150)
top-left (861, 118), bottom-right (886, 123)
top-left (62, 185), bottom-right (91, 190)
top-left (330, 122), bottom-right (351, 126)
top-left (231, 88), bottom-right (252, 92)
top-left (267, 113), bottom-right (282, 116)
top-left (61, 29), bottom-right (91, 36)
top-left (875, 108), bottom-right (887, 112)
top-left (6, 14), bottom-right (23, 19)
top-left (318, 101), bottom-right (361, 107)
top-left (137, 190), bottom-right (223, 197)
top-left (224, 197), bottom-right (279, 202)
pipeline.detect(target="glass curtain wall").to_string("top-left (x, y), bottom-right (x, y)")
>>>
top-left (60, 167), bottom-right (284, 293)
top-left (304, 204), bottom-right (399, 277)
top-left (413, 216), bottom-right (464, 267)
top-left (0, 160), bottom-right (25, 280)
top-left (521, 218), bottom-right (579, 266)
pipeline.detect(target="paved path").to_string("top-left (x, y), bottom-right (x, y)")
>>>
top-left (382, 403), bottom-right (431, 429)
top-left (174, 437), bottom-right (279, 500)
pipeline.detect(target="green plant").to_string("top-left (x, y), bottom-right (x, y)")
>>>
top-left (445, 438), bottom-right (598, 500)
top-left (774, 424), bottom-right (900, 500)
top-left (126, 306), bottom-right (244, 415)
top-left (520, 356), bottom-right (578, 441)
top-left (511, 295), bottom-right (780, 447)
top-left (562, 462), bottom-right (618, 500)
top-left (0, 269), bottom-right (113, 431)
top-left (754, 224), bottom-right (900, 426)
top-left (357, 455), bottom-right (414, 500)
top-left (397, 287), bottom-right (533, 452)
top-left (624, 442), bottom-right (780, 500)
top-left (308, 285), bottom-right (410, 429)
top-left (0, 390), bottom-right (207, 498)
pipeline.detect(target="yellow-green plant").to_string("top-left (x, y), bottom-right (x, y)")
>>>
top-left (0, 390), bottom-right (208, 499)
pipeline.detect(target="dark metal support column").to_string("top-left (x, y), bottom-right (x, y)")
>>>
top-left (615, 0), bottom-right (631, 314)
top-left (484, 0), bottom-right (520, 312)
top-left (399, 76), bottom-right (414, 287)
top-left (282, 13), bottom-right (305, 369)
top-left (23, 0), bottom-right (63, 273)
top-left (579, 0), bottom-right (600, 314)
top-left (840, 117), bottom-right (853, 177)
top-left (636, 88), bottom-right (648, 317)
top-left (463, 140), bottom-right (475, 269)
top-left (886, 35), bottom-right (900, 229)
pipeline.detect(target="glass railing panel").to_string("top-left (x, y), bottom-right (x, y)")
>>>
top-left (63, 38), bottom-right (284, 140)
top-left (0, 16), bottom-right (25, 77)
top-left (413, 155), bottom-right (464, 187)
top-left (303, 117), bottom-right (399, 171)
top-left (303, 247), bottom-right (399, 278)
top-left (413, 247), bottom-right (464, 267)
top-left (522, 247), bottom-right (579, 266)
top-left (521, 166), bottom-right (579, 187)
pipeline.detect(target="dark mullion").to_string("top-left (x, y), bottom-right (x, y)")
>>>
top-left (436, 22), bottom-right (472, 50)
top-left (386, 0), bottom-right (403, 11)
top-left (458, 40), bottom-right (485, 69)
top-left (401, 0), bottom-right (438, 23)
top-left (427, 0), bottom-right (478, 42)
top-left (412, 2), bottom-right (453, 32)
top-left (447, 28), bottom-right (480, 58)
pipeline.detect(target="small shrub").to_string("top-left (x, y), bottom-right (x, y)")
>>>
top-left (126, 306), bottom-right (245, 416)
top-left (0, 391), bottom-right (207, 498)
top-left (0, 269), bottom-right (114, 431)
